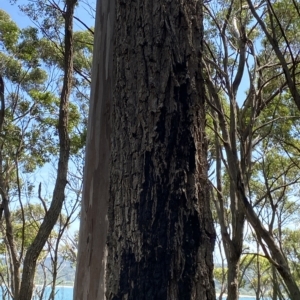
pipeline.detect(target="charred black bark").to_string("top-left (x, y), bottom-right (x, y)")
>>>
top-left (106, 0), bottom-right (215, 299)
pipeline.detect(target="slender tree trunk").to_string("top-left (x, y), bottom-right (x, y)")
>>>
top-left (49, 240), bottom-right (59, 300)
top-left (74, 0), bottom-right (216, 299)
top-left (226, 187), bottom-right (244, 300)
top-left (2, 197), bottom-right (20, 300)
top-left (272, 264), bottom-right (278, 300)
top-left (0, 60), bottom-right (21, 300)
top-left (213, 133), bottom-right (244, 300)
top-left (227, 255), bottom-right (240, 300)
top-left (256, 244), bottom-right (261, 300)
top-left (18, 1), bottom-right (74, 299)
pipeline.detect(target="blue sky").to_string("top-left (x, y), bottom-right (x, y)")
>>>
top-left (0, 1), bottom-right (35, 28)
top-left (0, 1), bottom-right (95, 30)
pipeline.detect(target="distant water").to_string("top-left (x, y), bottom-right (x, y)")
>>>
top-left (0, 287), bottom-right (257, 300)
top-left (49, 289), bottom-right (258, 300)
top-left (34, 288), bottom-right (258, 300)
top-left (0, 286), bottom-right (73, 300)
top-left (221, 298), bottom-right (264, 300)
top-left (33, 286), bottom-right (73, 299)
top-left (37, 286), bottom-right (256, 300)
top-left (45, 290), bottom-right (265, 300)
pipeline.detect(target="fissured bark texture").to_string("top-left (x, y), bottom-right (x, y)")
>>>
top-left (106, 0), bottom-right (216, 299)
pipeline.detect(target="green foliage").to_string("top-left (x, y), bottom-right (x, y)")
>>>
top-left (239, 254), bottom-right (274, 297)
top-left (0, 2), bottom-right (91, 296)
top-left (206, 0), bottom-right (300, 297)
top-left (13, 206), bottom-right (43, 249)
top-left (214, 266), bottom-right (227, 282)
top-left (0, 7), bottom-right (91, 177)
top-left (0, 10), bottom-right (20, 50)
top-left (280, 229), bottom-right (300, 283)
top-left (0, 204), bottom-right (43, 252)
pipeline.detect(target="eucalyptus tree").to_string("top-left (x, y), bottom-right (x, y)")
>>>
top-left (0, 0), bottom-right (92, 298)
top-left (204, 0), bottom-right (300, 298)
top-left (75, 0), bottom-right (216, 299)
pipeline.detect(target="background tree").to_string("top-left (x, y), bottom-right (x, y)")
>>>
top-left (204, 0), bottom-right (300, 298)
top-left (0, 0), bottom-right (93, 298)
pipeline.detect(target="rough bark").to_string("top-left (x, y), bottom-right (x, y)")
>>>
top-left (18, 1), bottom-right (74, 299)
top-left (75, 0), bottom-right (216, 299)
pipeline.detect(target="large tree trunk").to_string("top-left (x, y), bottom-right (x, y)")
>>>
top-left (74, 0), bottom-right (216, 299)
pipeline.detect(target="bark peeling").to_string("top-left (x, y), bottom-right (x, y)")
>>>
top-left (74, 0), bottom-right (115, 299)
